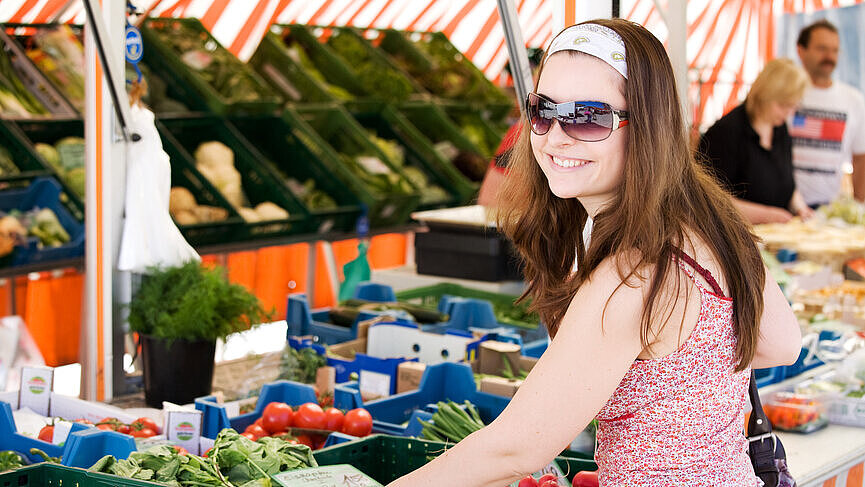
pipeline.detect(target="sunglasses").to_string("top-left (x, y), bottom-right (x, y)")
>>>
top-left (526, 92), bottom-right (629, 142)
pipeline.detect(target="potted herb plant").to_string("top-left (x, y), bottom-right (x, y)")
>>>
top-left (128, 261), bottom-right (271, 407)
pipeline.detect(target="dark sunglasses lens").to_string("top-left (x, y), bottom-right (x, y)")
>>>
top-left (527, 94), bottom-right (552, 135)
top-left (562, 105), bottom-right (613, 141)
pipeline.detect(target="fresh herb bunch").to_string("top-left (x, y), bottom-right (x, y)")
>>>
top-left (278, 347), bottom-right (326, 384)
top-left (327, 29), bottom-right (413, 101)
top-left (128, 261), bottom-right (272, 343)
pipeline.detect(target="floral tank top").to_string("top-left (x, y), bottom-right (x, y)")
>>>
top-left (594, 251), bottom-right (760, 486)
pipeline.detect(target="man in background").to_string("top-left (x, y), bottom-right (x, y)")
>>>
top-left (791, 19), bottom-right (865, 207)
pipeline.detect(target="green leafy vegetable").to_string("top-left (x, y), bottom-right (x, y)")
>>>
top-left (326, 30), bottom-right (413, 101)
top-left (418, 400), bottom-right (485, 443)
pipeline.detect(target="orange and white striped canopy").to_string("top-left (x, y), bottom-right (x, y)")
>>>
top-left (1, 0), bottom-right (863, 127)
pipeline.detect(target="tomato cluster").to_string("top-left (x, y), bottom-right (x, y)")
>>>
top-left (242, 402), bottom-right (373, 450)
top-left (36, 417), bottom-right (161, 443)
top-left (95, 417), bottom-right (161, 438)
top-left (516, 471), bottom-right (597, 487)
top-left (764, 393), bottom-right (822, 431)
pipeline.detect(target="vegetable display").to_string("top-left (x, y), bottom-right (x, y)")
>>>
top-left (33, 137), bottom-right (85, 198)
top-left (147, 20), bottom-right (275, 104)
top-left (25, 26), bottom-right (85, 113)
top-left (90, 428), bottom-right (317, 487)
top-left (413, 34), bottom-right (510, 105)
top-left (0, 46), bottom-right (49, 117)
top-left (169, 186), bottom-right (230, 225)
top-left (0, 206), bottom-right (70, 257)
top-left (762, 392), bottom-right (827, 433)
top-left (193, 141), bottom-right (289, 222)
top-left (285, 178), bottom-right (337, 211)
top-left (0, 451), bottom-right (25, 472)
top-left (328, 298), bottom-right (448, 327)
top-left (244, 402), bottom-right (373, 450)
top-left (281, 37), bottom-right (353, 100)
top-left (417, 400), bottom-right (484, 443)
top-left (326, 29), bottom-right (413, 101)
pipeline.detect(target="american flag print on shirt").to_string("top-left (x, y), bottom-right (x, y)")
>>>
top-left (790, 108), bottom-right (847, 151)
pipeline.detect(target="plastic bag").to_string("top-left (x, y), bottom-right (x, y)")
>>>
top-left (117, 104), bottom-right (199, 272)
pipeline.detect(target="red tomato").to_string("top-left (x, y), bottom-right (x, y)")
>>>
top-left (171, 445), bottom-right (189, 455)
top-left (538, 480), bottom-right (559, 487)
top-left (241, 432), bottom-right (258, 441)
top-left (261, 402), bottom-right (294, 434)
top-left (518, 477), bottom-right (539, 487)
top-left (117, 424), bottom-right (131, 435)
top-left (294, 403), bottom-right (326, 430)
top-left (96, 424), bottom-right (115, 431)
top-left (341, 408), bottom-right (373, 437)
top-left (244, 424), bottom-right (268, 440)
top-left (294, 434), bottom-right (314, 448)
top-left (323, 408), bottom-right (345, 431)
top-left (572, 471), bottom-right (599, 487)
top-left (74, 418), bottom-right (93, 425)
top-left (38, 425), bottom-right (54, 442)
top-left (132, 417), bottom-right (160, 435)
top-left (130, 428), bottom-right (156, 438)
top-left (254, 417), bottom-right (265, 427)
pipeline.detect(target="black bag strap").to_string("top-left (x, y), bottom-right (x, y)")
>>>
top-left (747, 370), bottom-right (780, 487)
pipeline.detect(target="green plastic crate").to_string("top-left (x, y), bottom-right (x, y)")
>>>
top-left (0, 463), bottom-right (161, 486)
top-left (157, 116), bottom-right (311, 240)
top-left (367, 28), bottom-right (514, 121)
top-left (229, 114), bottom-right (363, 234)
top-left (397, 101), bottom-right (490, 183)
top-left (8, 118), bottom-right (88, 222)
top-left (345, 101), bottom-right (473, 209)
top-left (0, 119), bottom-right (56, 186)
top-left (249, 31), bottom-right (352, 103)
top-left (1, 23), bottom-right (85, 116)
top-left (395, 282), bottom-right (539, 330)
top-left (140, 18), bottom-right (282, 115)
top-left (312, 25), bottom-right (427, 102)
top-left (282, 104), bottom-right (421, 227)
top-left (272, 24), bottom-right (368, 99)
top-left (313, 435), bottom-right (596, 485)
top-left (440, 102), bottom-right (508, 160)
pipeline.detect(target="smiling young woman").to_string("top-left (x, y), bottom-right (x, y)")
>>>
top-left (386, 18), bottom-right (801, 487)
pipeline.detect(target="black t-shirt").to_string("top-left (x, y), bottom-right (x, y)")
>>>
top-left (698, 104), bottom-right (795, 209)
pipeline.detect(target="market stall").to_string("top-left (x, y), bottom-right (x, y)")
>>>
top-left (0, 0), bottom-right (865, 486)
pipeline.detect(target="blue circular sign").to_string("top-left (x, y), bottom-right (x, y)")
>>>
top-left (125, 26), bottom-right (143, 63)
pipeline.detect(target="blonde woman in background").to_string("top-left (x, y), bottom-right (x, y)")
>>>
top-left (699, 58), bottom-right (812, 224)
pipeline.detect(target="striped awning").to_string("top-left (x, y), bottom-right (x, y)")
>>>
top-left (1, 0), bottom-right (863, 127)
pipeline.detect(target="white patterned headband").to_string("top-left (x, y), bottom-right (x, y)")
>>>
top-left (545, 23), bottom-right (628, 79)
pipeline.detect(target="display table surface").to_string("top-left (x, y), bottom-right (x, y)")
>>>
top-left (762, 365), bottom-right (865, 486)
top-left (371, 264), bottom-right (525, 295)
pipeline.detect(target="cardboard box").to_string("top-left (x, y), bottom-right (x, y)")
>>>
top-left (477, 341), bottom-right (522, 376)
top-left (479, 376), bottom-right (523, 398)
top-left (396, 361), bottom-right (426, 393)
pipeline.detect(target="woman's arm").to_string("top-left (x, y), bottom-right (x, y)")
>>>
top-left (752, 266), bottom-right (802, 369)
top-left (387, 258), bottom-right (646, 487)
top-left (732, 198), bottom-right (793, 224)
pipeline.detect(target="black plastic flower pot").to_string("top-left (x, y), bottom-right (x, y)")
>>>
top-left (140, 334), bottom-right (216, 408)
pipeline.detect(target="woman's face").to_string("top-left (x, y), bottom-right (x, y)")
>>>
top-left (531, 52), bottom-right (628, 216)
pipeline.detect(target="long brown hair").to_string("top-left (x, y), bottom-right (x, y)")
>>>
top-left (497, 18), bottom-right (765, 371)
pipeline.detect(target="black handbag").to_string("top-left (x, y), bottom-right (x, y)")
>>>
top-left (747, 371), bottom-right (796, 487)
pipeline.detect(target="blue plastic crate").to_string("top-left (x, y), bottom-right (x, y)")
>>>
top-left (286, 293), bottom-right (414, 345)
top-left (287, 285), bottom-right (549, 351)
top-left (288, 337), bottom-right (417, 394)
top-left (755, 345), bottom-right (825, 388)
top-left (333, 362), bottom-right (510, 436)
top-left (195, 379), bottom-right (319, 439)
top-left (0, 400), bottom-right (136, 468)
top-left (0, 178), bottom-right (84, 266)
